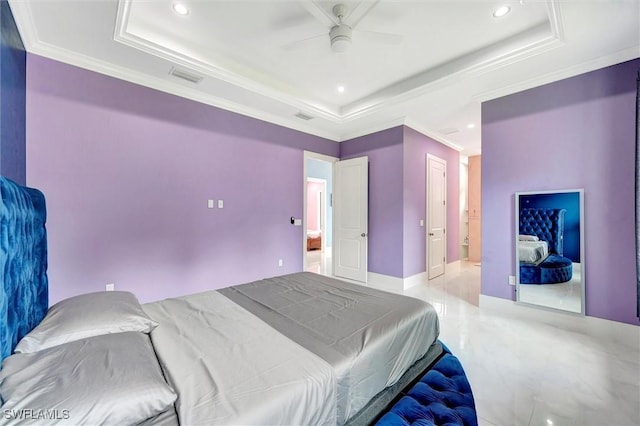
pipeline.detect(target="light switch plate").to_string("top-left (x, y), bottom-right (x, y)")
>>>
top-left (106, 283), bottom-right (115, 291)
top-left (207, 199), bottom-right (214, 209)
top-left (218, 200), bottom-right (224, 209)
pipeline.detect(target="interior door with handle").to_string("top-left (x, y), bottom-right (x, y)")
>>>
top-left (427, 154), bottom-right (446, 279)
top-left (333, 156), bottom-right (368, 282)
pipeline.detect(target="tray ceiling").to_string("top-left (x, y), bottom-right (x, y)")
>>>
top-left (9, 0), bottom-right (640, 154)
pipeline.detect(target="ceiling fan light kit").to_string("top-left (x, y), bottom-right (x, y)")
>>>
top-left (330, 24), bottom-right (352, 53)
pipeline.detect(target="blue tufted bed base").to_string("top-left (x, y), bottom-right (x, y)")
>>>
top-left (375, 343), bottom-right (477, 426)
top-left (519, 208), bottom-right (573, 285)
top-left (520, 254), bottom-right (573, 285)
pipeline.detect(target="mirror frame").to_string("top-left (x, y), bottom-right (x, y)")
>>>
top-left (515, 189), bottom-right (585, 315)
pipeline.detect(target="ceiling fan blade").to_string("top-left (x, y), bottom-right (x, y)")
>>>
top-left (281, 34), bottom-right (326, 51)
top-left (356, 30), bottom-right (404, 45)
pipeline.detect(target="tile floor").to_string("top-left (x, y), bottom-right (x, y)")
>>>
top-left (313, 257), bottom-right (640, 426)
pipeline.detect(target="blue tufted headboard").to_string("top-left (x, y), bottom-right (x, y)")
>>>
top-left (0, 176), bottom-right (48, 363)
top-left (519, 208), bottom-right (566, 256)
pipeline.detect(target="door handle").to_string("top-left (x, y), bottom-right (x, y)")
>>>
top-left (361, 233), bottom-right (367, 237)
top-left (429, 232), bottom-right (434, 236)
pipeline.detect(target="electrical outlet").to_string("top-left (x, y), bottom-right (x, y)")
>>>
top-left (207, 199), bottom-right (214, 209)
top-left (106, 283), bottom-right (115, 291)
top-left (278, 259), bottom-right (283, 267)
top-left (508, 275), bottom-right (515, 286)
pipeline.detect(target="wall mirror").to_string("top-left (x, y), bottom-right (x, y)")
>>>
top-left (515, 189), bottom-right (585, 314)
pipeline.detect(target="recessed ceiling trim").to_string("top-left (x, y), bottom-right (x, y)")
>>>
top-left (472, 45), bottom-right (640, 103)
top-left (113, 0), bottom-right (342, 123)
top-left (112, 0), bottom-right (566, 125)
top-left (340, 20), bottom-right (565, 120)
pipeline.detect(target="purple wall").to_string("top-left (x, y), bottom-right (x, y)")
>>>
top-left (340, 125), bottom-right (461, 279)
top-left (482, 58), bottom-right (640, 325)
top-left (403, 127), bottom-right (460, 277)
top-left (340, 127), bottom-right (405, 277)
top-left (26, 54), bottom-right (339, 304)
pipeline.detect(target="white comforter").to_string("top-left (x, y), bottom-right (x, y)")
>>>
top-left (144, 291), bottom-right (337, 426)
top-left (518, 240), bottom-right (549, 263)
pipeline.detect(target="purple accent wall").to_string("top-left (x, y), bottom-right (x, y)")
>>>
top-left (403, 127), bottom-right (460, 277)
top-left (482, 58), bottom-right (640, 325)
top-left (340, 125), bottom-right (461, 279)
top-left (26, 54), bottom-right (339, 304)
top-left (340, 127), bottom-right (405, 277)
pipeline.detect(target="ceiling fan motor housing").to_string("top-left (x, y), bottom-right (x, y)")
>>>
top-left (330, 24), bottom-right (352, 52)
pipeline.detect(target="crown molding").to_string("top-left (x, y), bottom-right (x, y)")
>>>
top-left (112, 0), bottom-right (566, 125)
top-left (113, 0), bottom-right (343, 123)
top-left (473, 45), bottom-right (640, 103)
top-left (403, 120), bottom-right (464, 152)
top-left (26, 41), bottom-right (343, 142)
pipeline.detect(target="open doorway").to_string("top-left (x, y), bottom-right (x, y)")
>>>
top-left (303, 152), bottom-right (337, 276)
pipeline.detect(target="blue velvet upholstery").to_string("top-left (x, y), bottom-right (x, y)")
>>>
top-left (376, 345), bottom-right (477, 426)
top-left (519, 208), bottom-right (566, 255)
top-left (520, 255), bottom-right (573, 284)
top-left (519, 208), bottom-right (573, 285)
top-left (0, 176), bottom-right (48, 363)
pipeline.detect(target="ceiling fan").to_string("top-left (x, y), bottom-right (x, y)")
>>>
top-left (282, 2), bottom-right (403, 53)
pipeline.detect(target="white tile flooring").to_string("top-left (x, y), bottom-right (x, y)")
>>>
top-left (309, 255), bottom-right (640, 426)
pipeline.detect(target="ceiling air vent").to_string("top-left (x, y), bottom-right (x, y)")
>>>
top-left (169, 67), bottom-right (203, 84)
top-left (294, 112), bottom-right (314, 121)
top-left (439, 127), bottom-right (460, 135)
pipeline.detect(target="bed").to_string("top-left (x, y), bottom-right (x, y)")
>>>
top-left (519, 208), bottom-right (573, 284)
top-left (307, 229), bottom-right (322, 250)
top-left (0, 176), bottom-right (442, 426)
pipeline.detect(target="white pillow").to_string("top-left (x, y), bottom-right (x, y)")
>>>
top-left (15, 291), bottom-right (158, 354)
top-left (0, 332), bottom-right (176, 425)
top-left (518, 234), bottom-right (539, 242)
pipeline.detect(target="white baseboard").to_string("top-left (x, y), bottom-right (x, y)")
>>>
top-left (367, 272), bottom-right (405, 292)
top-left (367, 272), bottom-right (428, 292)
top-left (479, 294), bottom-right (639, 348)
top-left (367, 261), bottom-right (461, 292)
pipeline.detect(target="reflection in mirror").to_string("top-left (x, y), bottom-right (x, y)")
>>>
top-left (515, 189), bottom-right (585, 314)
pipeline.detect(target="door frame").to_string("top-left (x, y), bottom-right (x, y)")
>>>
top-left (426, 153), bottom-right (447, 278)
top-left (303, 151), bottom-right (338, 271)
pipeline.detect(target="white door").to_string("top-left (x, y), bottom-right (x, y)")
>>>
top-left (334, 156), bottom-right (368, 282)
top-left (427, 154), bottom-right (446, 279)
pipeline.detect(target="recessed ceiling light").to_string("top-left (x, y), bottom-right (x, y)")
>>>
top-left (337, 85), bottom-right (345, 93)
top-left (172, 2), bottom-right (189, 16)
top-left (493, 5), bottom-right (511, 18)
top-left (467, 123), bottom-right (476, 129)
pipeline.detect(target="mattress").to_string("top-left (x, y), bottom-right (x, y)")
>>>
top-left (220, 272), bottom-right (440, 423)
top-left (144, 289), bottom-right (337, 426)
top-left (145, 272), bottom-right (439, 425)
top-left (518, 240), bottom-right (549, 263)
